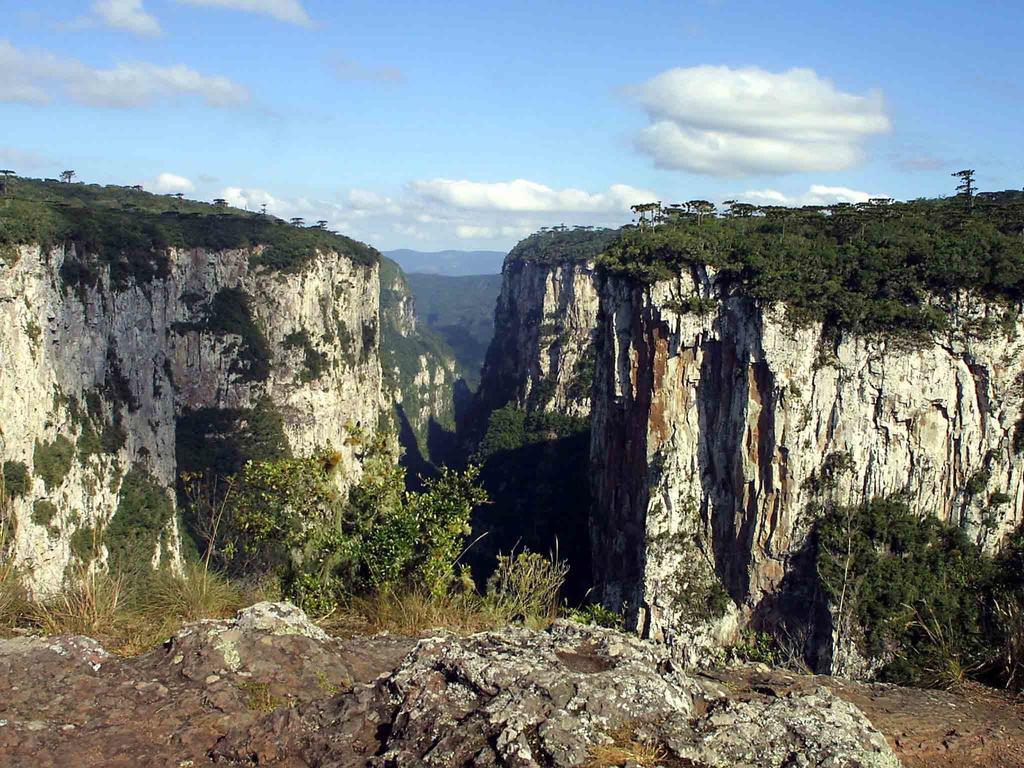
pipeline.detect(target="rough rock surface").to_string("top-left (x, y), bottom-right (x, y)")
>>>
top-left (0, 604), bottom-right (913, 767)
top-left (379, 257), bottom-right (460, 463)
top-left (0, 243), bottom-right (382, 594)
top-left (477, 257), bottom-right (599, 417)
top-left (591, 268), bottom-right (1024, 662)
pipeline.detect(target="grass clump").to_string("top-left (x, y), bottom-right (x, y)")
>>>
top-left (587, 725), bottom-right (666, 768)
top-left (485, 550), bottom-right (568, 627)
top-left (568, 602), bottom-right (623, 629)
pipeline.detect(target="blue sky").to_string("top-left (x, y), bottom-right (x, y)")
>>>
top-left (2, 0), bottom-right (1022, 250)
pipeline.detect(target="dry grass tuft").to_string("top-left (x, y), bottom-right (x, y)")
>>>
top-left (335, 587), bottom-right (502, 637)
top-left (587, 725), bottom-right (667, 768)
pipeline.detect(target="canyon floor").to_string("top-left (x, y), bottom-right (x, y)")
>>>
top-left (0, 603), bottom-right (1020, 768)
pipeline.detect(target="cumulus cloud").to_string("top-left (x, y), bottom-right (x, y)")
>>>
top-left (0, 40), bottom-right (249, 108)
top-left (174, 0), bottom-right (311, 26)
top-left (150, 172), bottom-right (194, 193)
top-left (91, 0), bottom-right (161, 36)
top-left (211, 176), bottom-right (659, 249)
top-left (625, 65), bottom-right (891, 176)
top-left (329, 56), bottom-right (404, 84)
top-left (740, 184), bottom-right (884, 207)
top-left (408, 178), bottom-right (656, 213)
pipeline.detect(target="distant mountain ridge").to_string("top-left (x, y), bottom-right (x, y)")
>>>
top-left (384, 249), bottom-right (505, 276)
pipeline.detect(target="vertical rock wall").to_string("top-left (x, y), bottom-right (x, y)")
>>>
top-left (0, 242), bottom-right (382, 593)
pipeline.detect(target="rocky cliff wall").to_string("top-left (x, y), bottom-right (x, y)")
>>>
top-left (590, 265), bottom-right (1024, 653)
top-left (477, 256), bottom-right (599, 417)
top-left (379, 257), bottom-right (461, 467)
top-left (0, 242), bottom-right (382, 594)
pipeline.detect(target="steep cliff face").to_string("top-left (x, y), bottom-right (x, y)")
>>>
top-left (379, 257), bottom-right (461, 466)
top-left (0, 240), bottom-right (382, 594)
top-left (591, 266), bottom-right (1024, 651)
top-left (477, 256), bottom-right (600, 417)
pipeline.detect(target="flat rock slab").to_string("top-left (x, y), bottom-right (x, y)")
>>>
top-left (0, 603), bottom-right (1015, 767)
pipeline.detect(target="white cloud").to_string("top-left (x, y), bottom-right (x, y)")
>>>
top-left (626, 65), bottom-right (891, 176)
top-left (740, 184), bottom-right (884, 207)
top-left (92, 0), bottom-right (161, 36)
top-left (213, 176), bottom-right (657, 250)
top-left (174, 0), bottom-right (311, 26)
top-left (150, 172), bottom-right (194, 193)
top-left (408, 178), bottom-right (656, 212)
top-left (0, 40), bottom-right (249, 108)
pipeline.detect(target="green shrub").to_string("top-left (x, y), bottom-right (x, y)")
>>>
top-left (33, 437), bottom-right (74, 491)
top-left (568, 602), bottom-right (623, 629)
top-left (815, 497), bottom-right (995, 687)
top-left (31, 499), bottom-right (58, 528)
top-left (282, 329), bottom-right (328, 383)
top-left (104, 467), bottom-right (175, 573)
top-left (2, 461), bottom-right (30, 497)
top-left (213, 431), bottom-right (487, 615)
top-left (731, 630), bottom-right (783, 666)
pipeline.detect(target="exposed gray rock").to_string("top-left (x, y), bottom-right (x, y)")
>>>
top-left (0, 243), bottom-right (383, 595)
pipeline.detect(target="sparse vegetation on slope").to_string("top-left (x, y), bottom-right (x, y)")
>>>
top-left (596, 194), bottom-right (1024, 338)
top-left (0, 177), bottom-right (378, 292)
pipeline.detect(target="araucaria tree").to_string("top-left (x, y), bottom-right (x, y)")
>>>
top-left (952, 169), bottom-right (976, 208)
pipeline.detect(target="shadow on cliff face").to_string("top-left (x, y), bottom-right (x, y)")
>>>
top-left (748, 534), bottom-right (835, 672)
top-left (466, 427), bottom-right (593, 604)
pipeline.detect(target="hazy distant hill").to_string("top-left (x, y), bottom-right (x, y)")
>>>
top-left (406, 272), bottom-right (503, 390)
top-left (385, 249), bottom-right (506, 276)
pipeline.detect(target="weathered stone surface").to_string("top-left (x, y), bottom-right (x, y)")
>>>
top-left (591, 268), bottom-right (1024, 667)
top-left (478, 257), bottom-right (599, 417)
top-left (213, 618), bottom-right (900, 767)
top-left (0, 243), bottom-right (383, 594)
top-left (379, 257), bottom-right (460, 462)
top-left (7, 603), bottom-right (1023, 767)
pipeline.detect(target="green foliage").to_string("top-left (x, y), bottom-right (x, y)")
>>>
top-left (595, 197), bottom-right (1024, 338)
top-left (0, 177), bottom-right (377, 294)
top-left (474, 405), bottom-right (588, 462)
top-left (814, 496), bottom-right (1014, 687)
top-left (76, 397), bottom-right (127, 460)
top-left (2, 461), bottom-right (30, 498)
top-left (31, 499), bottom-right (58, 528)
top-left (104, 466), bottom-right (175, 574)
top-left (174, 287), bottom-right (271, 382)
top-left (731, 630), bottom-right (784, 666)
top-left (282, 329), bottom-right (328, 382)
top-left (69, 525), bottom-right (98, 562)
top-left (568, 602), bottom-right (623, 629)
top-left (214, 432), bottom-right (488, 615)
top-left (33, 436), bottom-right (74, 491)
top-left (175, 397), bottom-right (290, 478)
top-left (509, 227), bottom-right (621, 265)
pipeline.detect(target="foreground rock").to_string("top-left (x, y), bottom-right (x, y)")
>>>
top-left (1, 603), bottom-right (1020, 767)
